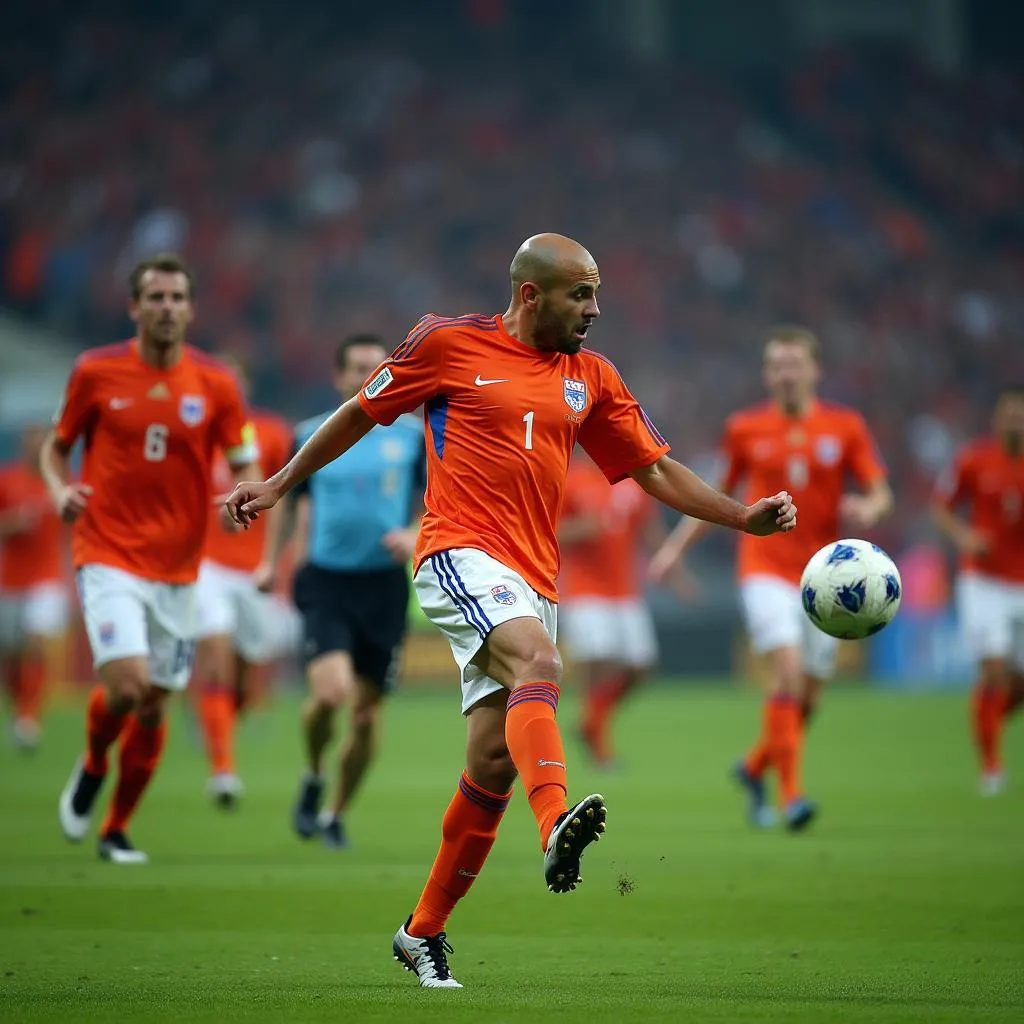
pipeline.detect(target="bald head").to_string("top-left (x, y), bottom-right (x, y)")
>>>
top-left (510, 233), bottom-right (598, 291)
top-left (504, 233), bottom-right (601, 355)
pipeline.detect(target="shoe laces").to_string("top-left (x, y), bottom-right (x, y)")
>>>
top-left (419, 932), bottom-right (455, 979)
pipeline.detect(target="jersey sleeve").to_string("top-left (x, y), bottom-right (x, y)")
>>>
top-left (718, 417), bottom-right (748, 493)
top-left (52, 359), bottom-right (97, 450)
top-left (357, 321), bottom-right (445, 426)
top-left (934, 448), bottom-right (972, 508)
top-left (578, 361), bottom-right (670, 484)
top-left (214, 374), bottom-right (259, 468)
top-left (843, 413), bottom-right (887, 488)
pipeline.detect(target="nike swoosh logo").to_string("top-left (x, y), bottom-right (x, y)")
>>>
top-left (109, 398), bottom-right (134, 409)
top-left (537, 759), bottom-right (566, 769)
top-left (474, 375), bottom-right (510, 387)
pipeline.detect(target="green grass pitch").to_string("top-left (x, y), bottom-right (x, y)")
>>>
top-left (1, 684), bottom-right (1022, 1023)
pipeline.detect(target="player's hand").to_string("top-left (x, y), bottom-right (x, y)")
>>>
top-left (839, 493), bottom-right (880, 531)
top-left (252, 560), bottom-right (276, 593)
top-left (382, 527), bottom-right (417, 564)
top-left (225, 481), bottom-right (280, 529)
top-left (744, 491), bottom-right (797, 536)
top-left (956, 527), bottom-right (990, 558)
top-left (54, 483), bottom-right (92, 523)
top-left (213, 494), bottom-right (242, 534)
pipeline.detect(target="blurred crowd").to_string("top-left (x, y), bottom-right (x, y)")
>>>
top-left (2, 2), bottom-right (1022, 552)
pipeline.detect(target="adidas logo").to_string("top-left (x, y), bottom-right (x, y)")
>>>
top-left (148, 382), bottom-right (171, 400)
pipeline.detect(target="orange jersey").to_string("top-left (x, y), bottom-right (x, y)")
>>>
top-left (358, 313), bottom-right (670, 601)
top-left (204, 408), bottom-right (293, 573)
top-left (559, 459), bottom-right (655, 600)
top-left (935, 438), bottom-right (1024, 582)
top-left (0, 462), bottom-right (64, 589)
top-left (53, 340), bottom-right (256, 584)
top-left (722, 400), bottom-right (886, 584)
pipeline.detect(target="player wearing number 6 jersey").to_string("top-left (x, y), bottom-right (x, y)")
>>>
top-left (41, 254), bottom-right (257, 864)
top-left (225, 233), bottom-right (797, 990)
top-left (650, 326), bottom-right (891, 831)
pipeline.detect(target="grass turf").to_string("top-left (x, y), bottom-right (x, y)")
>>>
top-left (1, 684), bottom-right (1022, 1023)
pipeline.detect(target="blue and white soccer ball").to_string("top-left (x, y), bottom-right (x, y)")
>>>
top-left (800, 538), bottom-right (902, 640)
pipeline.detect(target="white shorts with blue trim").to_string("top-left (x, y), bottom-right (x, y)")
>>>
top-left (413, 547), bottom-right (557, 714)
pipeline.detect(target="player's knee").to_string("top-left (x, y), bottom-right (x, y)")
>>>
top-left (517, 645), bottom-right (563, 688)
top-left (136, 686), bottom-right (169, 727)
top-left (467, 741), bottom-right (517, 794)
top-left (350, 699), bottom-right (381, 737)
top-left (100, 663), bottom-right (149, 712)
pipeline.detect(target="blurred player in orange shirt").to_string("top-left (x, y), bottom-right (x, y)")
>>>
top-left (559, 451), bottom-right (669, 766)
top-left (192, 355), bottom-right (298, 809)
top-left (0, 424), bottom-right (69, 750)
top-left (933, 385), bottom-right (1024, 795)
top-left (225, 234), bottom-right (796, 989)
top-left (651, 326), bottom-right (891, 831)
top-left (40, 254), bottom-right (257, 864)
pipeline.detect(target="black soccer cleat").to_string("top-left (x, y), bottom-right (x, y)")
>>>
top-left (58, 756), bottom-right (105, 843)
top-left (543, 793), bottom-right (607, 893)
top-left (292, 773), bottom-right (325, 840)
top-left (319, 813), bottom-right (350, 850)
top-left (98, 830), bottom-right (148, 864)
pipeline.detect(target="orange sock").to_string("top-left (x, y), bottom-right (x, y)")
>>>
top-left (764, 695), bottom-right (804, 806)
top-left (101, 716), bottom-right (167, 835)
top-left (581, 671), bottom-right (631, 762)
top-left (743, 738), bottom-right (771, 779)
top-left (14, 652), bottom-right (46, 724)
top-left (198, 687), bottom-right (236, 775)
top-left (408, 772), bottom-right (511, 937)
top-left (971, 682), bottom-right (1006, 773)
top-left (505, 682), bottom-right (568, 848)
top-left (84, 684), bottom-right (129, 776)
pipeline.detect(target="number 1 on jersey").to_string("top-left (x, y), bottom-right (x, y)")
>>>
top-left (522, 410), bottom-right (535, 451)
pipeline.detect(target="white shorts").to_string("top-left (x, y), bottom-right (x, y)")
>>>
top-left (740, 574), bottom-right (839, 681)
top-left (195, 559), bottom-right (301, 663)
top-left (76, 563), bottom-right (197, 691)
top-left (0, 582), bottom-right (70, 649)
top-left (414, 548), bottom-right (557, 714)
top-left (560, 597), bottom-right (658, 668)
top-left (957, 573), bottom-right (1024, 669)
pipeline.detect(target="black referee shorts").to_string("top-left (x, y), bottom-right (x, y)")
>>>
top-left (292, 562), bottom-right (409, 693)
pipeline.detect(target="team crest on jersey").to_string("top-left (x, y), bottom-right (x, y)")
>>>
top-left (563, 377), bottom-right (587, 414)
top-left (179, 394), bottom-right (206, 426)
top-left (490, 585), bottom-right (517, 606)
top-left (99, 622), bottom-right (115, 645)
top-left (815, 435), bottom-right (841, 466)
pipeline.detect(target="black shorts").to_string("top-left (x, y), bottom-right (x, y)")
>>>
top-left (292, 563), bottom-right (409, 693)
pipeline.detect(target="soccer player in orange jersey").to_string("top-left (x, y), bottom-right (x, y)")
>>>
top-left (41, 254), bottom-right (257, 864)
top-left (651, 326), bottom-right (892, 831)
top-left (0, 425), bottom-right (69, 751)
top-left (933, 385), bottom-right (1024, 795)
top-left (559, 450), bottom-right (667, 766)
top-left (192, 355), bottom-right (297, 809)
top-left (226, 234), bottom-right (796, 989)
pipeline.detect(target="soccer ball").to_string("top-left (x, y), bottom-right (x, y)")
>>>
top-left (800, 539), bottom-right (902, 640)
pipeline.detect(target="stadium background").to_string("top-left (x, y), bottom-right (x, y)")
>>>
top-left (1, 0), bottom-right (1022, 687)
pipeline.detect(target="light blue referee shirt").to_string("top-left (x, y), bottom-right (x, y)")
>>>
top-left (293, 412), bottom-right (426, 572)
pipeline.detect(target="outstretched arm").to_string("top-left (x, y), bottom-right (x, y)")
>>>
top-left (631, 455), bottom-right (795, 536)
top-left (226, 398), bottom-right (375, 525)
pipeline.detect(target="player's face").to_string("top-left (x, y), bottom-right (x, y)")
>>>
top-left (532, 266), bottom-right (601, 355)
top-left (763, 340), bottom-right (819, 410)
top-left (336, 344), bottom-right (389, 401)
top-left (994, 393), bottom-right (1024, 448)
top-left (130, 270), bottom-right (194, 347)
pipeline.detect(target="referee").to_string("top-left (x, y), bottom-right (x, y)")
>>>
top-left (266, 334), bottom-right (426, 849)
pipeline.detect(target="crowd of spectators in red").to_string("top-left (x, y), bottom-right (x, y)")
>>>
top-left (2, 4), bottom-right (1021, 554)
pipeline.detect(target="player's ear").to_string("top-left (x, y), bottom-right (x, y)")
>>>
top-left (127, 298), bottom-right (140, 326)
top-left (520, 282), bottom-right (540, 309)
